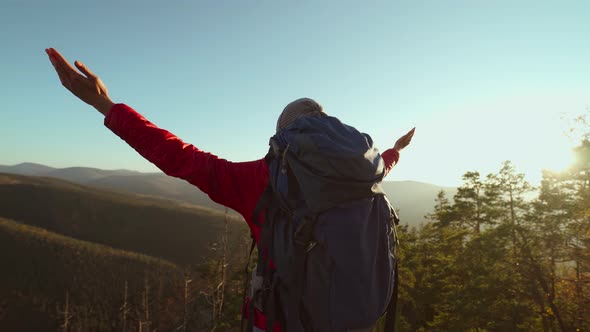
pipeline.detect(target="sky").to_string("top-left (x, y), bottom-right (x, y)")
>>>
top-left (1, 1), bottom-right (589, 187)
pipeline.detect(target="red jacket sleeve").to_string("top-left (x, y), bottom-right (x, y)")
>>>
top-left (381, 148), bottom-right (400, 178)
top-left (104, 104), bottom-right (268, 239)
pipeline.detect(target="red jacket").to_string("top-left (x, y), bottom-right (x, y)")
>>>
top-left (104, 103), bottom-right (400, 330)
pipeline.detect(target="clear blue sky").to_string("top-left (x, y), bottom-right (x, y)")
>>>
top-left (1, 1), bottom-right (588, 186)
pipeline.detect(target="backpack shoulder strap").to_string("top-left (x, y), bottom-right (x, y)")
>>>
top-left (383, 259), bottom-right (399, 332)
top-left (240, 237), bottom-right (257, 332)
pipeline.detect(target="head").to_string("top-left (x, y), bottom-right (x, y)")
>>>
top-left (276, 98), bottom-right (325, 132)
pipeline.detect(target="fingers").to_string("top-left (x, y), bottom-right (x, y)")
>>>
top-left (46, 48), bottom-right (98, 82)
top-left (401, 128), bottom-right (415, 146)
top-left (46, 51), bottom-right (67, 86)
top-left (75, 61), bottom-right (97, 79)
top-left (45, 48), bottom-right (57, 67)
top-left (46, 48), bottom-right (75, 87)
top-left (46, 48), bottom-right (77, 73)
top-left (393, 127), bottom-right (416, 152)
top-left (402, 128), bottom-right (415, 141)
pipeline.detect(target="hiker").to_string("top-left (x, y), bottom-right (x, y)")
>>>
top-left (46, 47), bottom-right (415, 332)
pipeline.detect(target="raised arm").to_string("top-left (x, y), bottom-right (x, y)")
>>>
top-left (104, 104), bottom-right (269, 219)
top-left (45, 48), bottom-right (269, 222)
top-left (382, 127), bottom-right (415, 177)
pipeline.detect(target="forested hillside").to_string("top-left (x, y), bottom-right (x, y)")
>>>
top-left (0, 217), bottom-right (213, 331)
top-left (0, 175), bottom-right (251, 331)
top-left (397, 155), bottom-right (590, 331)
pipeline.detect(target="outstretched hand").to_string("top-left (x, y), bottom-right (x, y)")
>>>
top-left (394, 127), bottom-right (416, 152)
top-left (45, 48), bottom-right (114, 116)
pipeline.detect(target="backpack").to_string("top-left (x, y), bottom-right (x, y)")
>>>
top-left (244, 113), bottom-right (399, 332)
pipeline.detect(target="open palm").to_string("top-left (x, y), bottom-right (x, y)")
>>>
top-left (394, 127), bottom-right (416, 152)
top-left (45, 48), bottom-right (113, 115)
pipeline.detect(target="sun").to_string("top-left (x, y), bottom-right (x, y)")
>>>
top-left (543, 142), bottom-right (577, 173)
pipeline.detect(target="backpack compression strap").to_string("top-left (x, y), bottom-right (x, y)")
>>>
top-left (241, 238), bottom-right (256, 332)
top-left (286, 215), bottom-right (319, 332)
top-left (383, 260), bottom-right (398, 332)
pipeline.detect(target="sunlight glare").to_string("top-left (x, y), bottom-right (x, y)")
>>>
top-left (388, 94), bottom-right (585, 186)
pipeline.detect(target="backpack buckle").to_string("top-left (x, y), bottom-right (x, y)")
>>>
top-left (293, 239), bottom-right (317, 253)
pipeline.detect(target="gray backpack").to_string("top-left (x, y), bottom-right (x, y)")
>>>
top-left (244, 114), bottom-right (399, 332)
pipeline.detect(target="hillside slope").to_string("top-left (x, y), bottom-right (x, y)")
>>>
top-left (0, 217), bottom-right (189, 331)
top-left (0, 173), bottom-right (248, 266)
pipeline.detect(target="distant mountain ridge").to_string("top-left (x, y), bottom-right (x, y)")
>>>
top-left (0, 172), bottom-right (247, 266)
top-left (1, 162), bottom-right (457, 226)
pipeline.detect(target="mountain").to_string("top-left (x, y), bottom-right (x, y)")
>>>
top-left (1, 163), bottom-right (229, 212)
top-left (43, 166), bottom-right (142, 183)
top-left (0, 163), bottom-right (458, 226)
top-left (0, 162), bottom-right (56, 176)
top-left (383, 181), bottom-right (457, 226)
top-left (86, 173), bottom-right (228, 211)
top-left (0, 172), bottom-right (248, 266)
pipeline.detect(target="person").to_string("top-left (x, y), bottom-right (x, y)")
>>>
top-left (45, 47), bottom-right (415, 331)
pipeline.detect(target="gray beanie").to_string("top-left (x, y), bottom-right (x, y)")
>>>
top-left (276, 98), bottom-right (325, 132)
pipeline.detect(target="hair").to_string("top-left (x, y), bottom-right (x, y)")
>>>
top-left (276, 98), bottom-right (325, 131)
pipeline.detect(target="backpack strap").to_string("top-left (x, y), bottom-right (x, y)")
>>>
top-left (384, 215), bottom-right (400, 332)
top-left (252, 187), bottom-right (286, 332)
top-left (383, 260), bottom-right (398, 332)
top-left (247, 176), bottom-right (279, 331)
top-left (241, 237), bottom-right (257, 332)
top-left (286, 215), bottom-right (319, 332)
top-left (253, 185), bottom-right (275, 227)
top-left (264, 277), bottom-right (280, 332)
